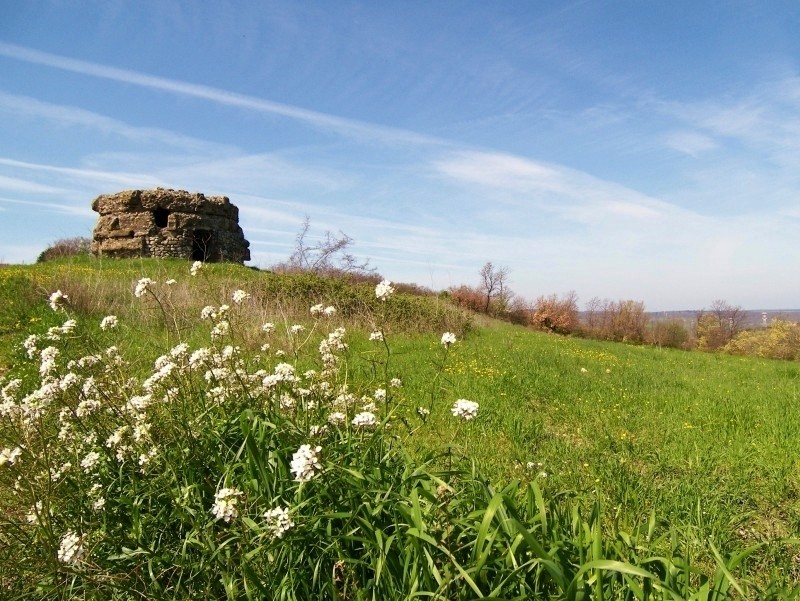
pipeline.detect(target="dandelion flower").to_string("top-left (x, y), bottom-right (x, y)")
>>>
top-left (49, 290), bottom-right (69, 311)
top-left (441, 332), bottom-right (457, 346)
top-left (375, 280), bottom-right (395, 301)
top-left (57, 531), bottom-right (86, 565)
top-left (211, 487), bottom-right (243, 523)
top-left (290, 444), bottom-right (322, 482)
top-left (100, 315), bottom-right (118, 330)
top-left (451, 399), bottom-right (479, 421)
top-left (264, 506), bottom-right (295, 539)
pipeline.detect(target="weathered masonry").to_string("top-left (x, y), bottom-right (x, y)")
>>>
top-left (91, 188), bottom-right (250, 263)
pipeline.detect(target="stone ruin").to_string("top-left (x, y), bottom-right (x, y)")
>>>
top-left (90, 188), bottom-right (250, 263)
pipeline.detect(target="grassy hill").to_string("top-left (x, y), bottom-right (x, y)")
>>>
top-left (2, 257), bottom-right (799, 598)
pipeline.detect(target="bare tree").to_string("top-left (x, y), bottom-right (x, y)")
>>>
top-left (479, 261), bottom-right (511, 313)
top-left (695, 299), bottom-right (746, 349)
top-left (278, 216), bottom-right (374, 276)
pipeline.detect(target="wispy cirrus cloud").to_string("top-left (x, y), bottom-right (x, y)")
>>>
top-left (0, 42), bottom-right (444, 147)
top-left (0, 91), bottom-right (236, 154)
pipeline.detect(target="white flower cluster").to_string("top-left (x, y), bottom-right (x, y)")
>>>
top-left (441, 332), bottom-right (457, 346)
top-left (190, 260), bottom-right (204, 276)
top-left (48, 290), bottom-right (69, 312)
top-left (369, 330), bottom-right (384, 342)
top-left (290, 444), bottom-right (322, 482)
top-left (261, 322), bottom-right (275, 334)
top-left (451, 399), bottom-right (479, 421)
top-left (100, 315), bottom-right (118, 331)
top-left (232, 289), bottom-right (250, 304)
top-left (57, 530), bottom-right (86, 565)
top-left (134, 278), bottom-right (155, 298)
top-left (375, 280), bottom-right (395, 301)
top-left (310, 304), bottom-right (337, 317)
top-left (319, 327), bottom-right (347, 372)
top-left (264, 506), bottom-right (295, 539)
top-left (351, 411), bottom-right (378, 429)
top-left (211, 487), bottom-right (243, 523)
top-left (0, 446), bottom-right (22, 466)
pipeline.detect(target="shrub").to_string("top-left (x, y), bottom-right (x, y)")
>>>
top-left (531, 292), bottom-right (579, 335)
top-left (648, 319), bottom-right (692, 350)
top-left (582, 298), bottom-right (649, 343)
top-left (724, 320), bottom-right (800, 360)
top-left (36, 237), bottom-right (92, 263)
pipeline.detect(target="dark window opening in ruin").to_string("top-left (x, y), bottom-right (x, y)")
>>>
top-left (153, 207), bottom-right (170, 228)
top-left (191, 229), bottom-right (217, 262)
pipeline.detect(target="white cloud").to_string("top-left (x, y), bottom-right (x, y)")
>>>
top-left (0, 42), bottom-right (444, 147)
top-left (663, 130), bottom-right (717, 157)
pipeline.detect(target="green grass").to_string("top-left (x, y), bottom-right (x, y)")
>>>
top-left (2, 256), bottom-right (800, 597)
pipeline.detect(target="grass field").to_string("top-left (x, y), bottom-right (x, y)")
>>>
top-left (2, 257), bottom-right (799, 598)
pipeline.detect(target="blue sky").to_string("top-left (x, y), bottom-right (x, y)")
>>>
top-left (1, 1), bottom-right (799, 310)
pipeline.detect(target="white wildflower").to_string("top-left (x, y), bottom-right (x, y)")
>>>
top-left (261, 322), bottom-right (275, 334)
top-left (290, 444), bottom-right (322, 482)
top-left (375, 279), bottom-right (395, 301)
top-left (200, 305), bottom-right (217, 320)
top-left (134, 278), bottom-right (155, 298)
top-left (57, 530), bottom-right (86, 565)
top-left (26, 501), bottom-right (42, 525)
top-left (60, 319), bottom-right (78, 334)
top-left (323, 306), bottom-right (336, 317)
top-left (352, 411), bottom-right (378, 429)
top-left (328, 411), bottom-right (346, 425)
top-left (390, 377), bottom-right (402, 388)
top-left (80, 451), bottom-right (101, 472)
top-left (264, 506), bottom-right (295, 539)
top-left (373, 388), bottom-right (387, 402)
top-left (49, 290), bottom-right (69, 311)
top-left (190, 260), bottom-right (203, 276)
top-left (417, 407), bottom-right (430, 419)
top-left (22, 334), bottom-right (38, 359)
top-left (232, 289), bottom-right (250, 304)
top-left (99, 315), bottom-right (118, 330)
top-left (165, 278), bottom-right (177, 285)
top-left (441, 332), bottom-right (457, 346)
top-left (451, 399), bottom-right (479, 421)
top-left (369, 330), bottom-right (384, 342)
top-left (211, 320), bottom-right (230, 340)
top-left (310, 303), bottom-right (324, 316)
top-left (0, 446), bottom-right (22, 466)
top-left (290, 324), bottom-right (305, 335)
top-left (211, 487), bottom-right (243, 522)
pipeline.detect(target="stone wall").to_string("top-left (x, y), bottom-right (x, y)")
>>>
top-left (91, 188), bottom-right (250, 263)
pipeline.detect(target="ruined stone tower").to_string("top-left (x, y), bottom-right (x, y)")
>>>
top-left (91, 188), bottom-right (250, 263)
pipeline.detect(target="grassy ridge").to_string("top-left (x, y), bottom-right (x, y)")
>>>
top-left (2, 257), bottom-right (800, 595)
